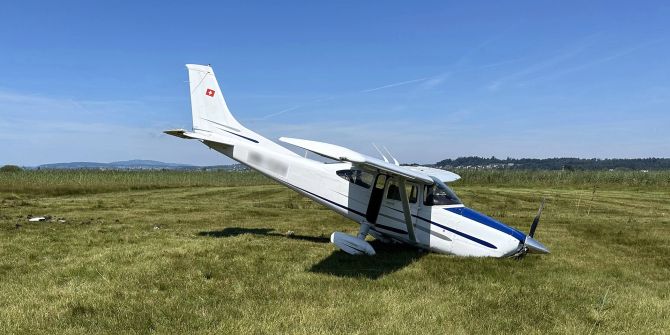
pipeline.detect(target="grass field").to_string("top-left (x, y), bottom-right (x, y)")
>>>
top-left (0, 170), bottom-right (668, 334)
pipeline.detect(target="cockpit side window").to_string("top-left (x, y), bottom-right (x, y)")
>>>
top-left (423, 184), bottom-right (462, 206)
top-left (336, 169), bottom-right (373, 189)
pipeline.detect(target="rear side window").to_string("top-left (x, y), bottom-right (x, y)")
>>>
top-left (386, 181), bottom-right (418, 203)
top-left (336, 169), bottom-right (373, 189)
top-left (387, 184), bottom-right (401, 200)
top-left (408, 185), bottom-right (418, 203)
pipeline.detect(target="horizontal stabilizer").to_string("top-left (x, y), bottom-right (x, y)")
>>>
top-left (164, 129), bottom-right (236, 146)
top-left (164, 129), bottom-right (193, 139)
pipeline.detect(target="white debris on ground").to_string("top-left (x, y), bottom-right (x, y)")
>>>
top-left (26, 215), bottom-right (66, 223)
top-left (27, 215), bottom-right (51, 222)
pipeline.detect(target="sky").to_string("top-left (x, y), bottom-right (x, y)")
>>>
top-left (1, 1), bottom-right (669, 166)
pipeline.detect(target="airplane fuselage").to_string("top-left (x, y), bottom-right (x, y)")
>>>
top-left (202, 136), bottom-right (526, 257)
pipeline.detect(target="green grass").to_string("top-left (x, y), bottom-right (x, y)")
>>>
top-left (0, 170), bottom-right (668, 334)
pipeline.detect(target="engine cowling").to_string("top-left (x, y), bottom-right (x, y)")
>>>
top-left (330, 232), bottom-right (376, 256)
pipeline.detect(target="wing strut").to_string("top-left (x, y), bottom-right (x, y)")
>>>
top-left (397, 178), bottom-right (417, 243)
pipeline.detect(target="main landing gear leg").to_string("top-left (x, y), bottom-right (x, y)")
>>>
top-left (357, 221), bottom-right (371, 240)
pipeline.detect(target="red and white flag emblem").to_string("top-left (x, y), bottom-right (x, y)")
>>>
top-left (205, 89), bottom-right (215, 97)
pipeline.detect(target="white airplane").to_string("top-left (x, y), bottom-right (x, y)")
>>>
top-left (166, 64), bottom-right (550, 258)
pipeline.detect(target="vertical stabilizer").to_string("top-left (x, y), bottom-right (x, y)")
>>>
top-left (186, 64), bottom-right (245, 133)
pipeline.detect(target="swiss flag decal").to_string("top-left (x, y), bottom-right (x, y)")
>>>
top-left (205, 89), bottom-right (215, 97)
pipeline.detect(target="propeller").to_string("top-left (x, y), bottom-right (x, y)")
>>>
top-left (521, 198), bottom-right (550, 255)
top-left (529, 198), bottom-right (545, 238)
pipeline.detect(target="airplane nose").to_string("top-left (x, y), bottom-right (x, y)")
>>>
top-left (525, 236), bottom-right (550, 254)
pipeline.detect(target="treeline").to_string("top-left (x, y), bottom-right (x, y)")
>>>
top-left (434, 157), bottom-right (670, 170)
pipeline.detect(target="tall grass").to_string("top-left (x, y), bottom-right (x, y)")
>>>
top-left (452, 169), bottom-right (670, 189)
top-left (0, 170), bottom-right (269, 196)
top-left (2, 169), bottom-right (668, 197)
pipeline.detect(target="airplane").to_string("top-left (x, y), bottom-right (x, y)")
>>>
top-left (165, 64), bottom-right (550, 258)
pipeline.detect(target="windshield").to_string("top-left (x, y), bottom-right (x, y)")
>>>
top-left (424, 183), bottom-right (462, 206)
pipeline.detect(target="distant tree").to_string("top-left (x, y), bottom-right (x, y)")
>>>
top-left (431, 157), bottom-right (670, 170)
top-left (0, 165), bottom-right (22, 172)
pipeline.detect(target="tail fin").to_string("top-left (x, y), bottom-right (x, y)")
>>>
top-left (186, 64), bottom-right (245, 133)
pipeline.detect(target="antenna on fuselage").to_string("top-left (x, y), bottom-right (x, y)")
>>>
top-left (383, 146), bottom-right (400, 166)
top-left (372, 143), bottom-right (389, 163)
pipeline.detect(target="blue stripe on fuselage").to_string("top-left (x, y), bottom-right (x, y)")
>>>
top-left (445, 207), bottom-right (526, 242)
top-left (383, 205), bottom-right (497, 249)
top-left (413, 216), bottom-right (497, 249)
top-left (288, 185), bottom-right (506, 249)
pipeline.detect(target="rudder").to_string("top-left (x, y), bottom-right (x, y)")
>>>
top-left (186, 64), bottom-right (244, 133)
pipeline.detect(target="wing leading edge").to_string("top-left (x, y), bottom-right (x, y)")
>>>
top-left (405, 165), bottom-right (460, 183)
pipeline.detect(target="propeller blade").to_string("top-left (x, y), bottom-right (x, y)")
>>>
top-left (528, 198), bottom-right (545, 238)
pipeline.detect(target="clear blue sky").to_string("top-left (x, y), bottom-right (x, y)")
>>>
top-left (1, 1), bottom-right (669, 166)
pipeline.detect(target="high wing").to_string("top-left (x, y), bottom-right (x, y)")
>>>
top-left (405, 165), bottom-right (460, 183)
top-left (279, 137), bottom-right (435, 184)
top-left (278, 137), bottom-right (460, 184)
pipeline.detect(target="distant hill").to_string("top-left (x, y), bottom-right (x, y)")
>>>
top-left (432, 157), bottom-right (670, 171)
top-left (36, 160), bottom-right (247, 171)
top-left (38, 162), bottom-right (111, 169)
top-left (109, 160), bottom-right (191, 168)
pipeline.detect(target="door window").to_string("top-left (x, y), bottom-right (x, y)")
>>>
top-left (386, 181), bottom-right (418, 203)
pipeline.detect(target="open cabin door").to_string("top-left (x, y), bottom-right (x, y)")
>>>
top-left (374, 177), bottom-right (421, 241)
top-left (365, 174), bottom-right (387, 223)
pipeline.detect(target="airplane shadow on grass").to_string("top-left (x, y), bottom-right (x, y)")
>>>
top-left (309, 241), bottom-right (425, 280)
top-left (198, 227), bottom-right (424, 280)
top-left (198, 227), bottom-right (331, 243)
